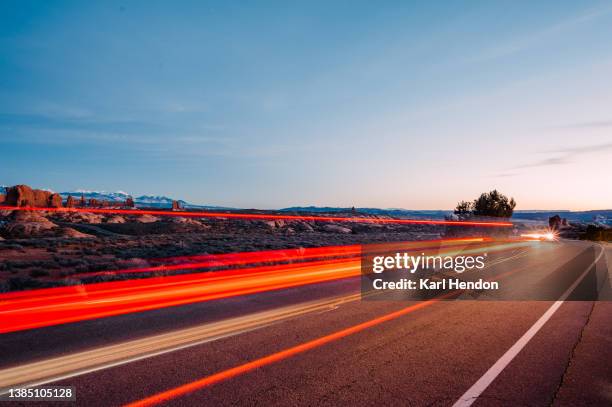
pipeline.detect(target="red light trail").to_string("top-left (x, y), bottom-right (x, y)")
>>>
top-left (0, 238), bottom-right (490, 333)
top-left (0, 205), bottom-right (513, 227)
top-left (73, 238), bottom-right (490, 279)
top-left (0, 258), bottom-right (361, 333)
top-left (74, 244), bottom-right (362, 278)
top-left (122, 243), bottom-right (537, 407)
top-left (123, 292), bottom-right (456, 407)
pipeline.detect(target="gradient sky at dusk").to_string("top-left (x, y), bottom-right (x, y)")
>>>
top-left (1, 1), bottom-right (611, 210)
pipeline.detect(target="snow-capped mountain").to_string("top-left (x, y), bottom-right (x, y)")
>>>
top-left (60, 190), bottom-right (131, 202)
top-left (59, 190), bottom-right (176, 208)
top-left (58, 190), bottom-right (230, 209)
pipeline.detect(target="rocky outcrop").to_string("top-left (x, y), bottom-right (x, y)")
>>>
top-left (66, 195), bottom-right (75, 208)
top-left (137, 214), bottom-right (159, 223)
top-left (167, 216), bottom-right (209, 227)
top-left (2, 211), bottom-right (58, 237)
top-left (3, 185), bottom-right (65, 208)
top-left (322, 224), bottom-right (352, 234)
top-left (292, 221), bottom-right (315, 232)
top-left (55, 211), bottom-right (104, 224)
top-left (48, 193), bottom-right (63, 208)
top-left (106, 215), bottom-right (126, 224)
top-left (549, 215), bottom-right (560, 229)
top-left (125, 197), bottom-right (135, 208)
top-left (264, 220), bottom-right (287, 229)
top-left (0, 194), bottom-right (5, 204)
top-left (60, 227), bottom-right (93, 238)
top-left (5, 185), bottom-right (52, 207)
top-left (172, 200), bottom-right (181, 211)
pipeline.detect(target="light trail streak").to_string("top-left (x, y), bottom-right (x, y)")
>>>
top-left (0, 205), bottom-right (513, 227)
top-left (0, 241), bottom-right (532, 391)
top-left (0, 238), bottom-right (514, 333)
top-left (0, 259), bottom-right (361, 333)
top-left (1, 238), bottom-right (484, 302)
top-left (74, 238), bottom-right (489, 279)
top-left (123, 241), bottom-right (542, 407)
top-left (74, 244), bottom-right (362, 278)
top-left (520, 232), bottom-right (557, 241)
top-left (123, 293), bottom-right (456, 407)
top-left (0, 292), bottom-right (365, 392)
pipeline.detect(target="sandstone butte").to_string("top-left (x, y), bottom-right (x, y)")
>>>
top-left (0, 184), bottom-right (134, 209)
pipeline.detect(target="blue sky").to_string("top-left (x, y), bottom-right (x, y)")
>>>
top-left (1, 1), bottom-right (611, 210)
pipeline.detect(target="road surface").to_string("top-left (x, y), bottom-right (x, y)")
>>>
top-left (0, 240), bottom-right (610, 406)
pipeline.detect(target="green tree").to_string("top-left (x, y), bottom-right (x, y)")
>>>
top-left (454, 200), bottom-right (473, 215)
top-left (472, 190), bottom-right (516, 218)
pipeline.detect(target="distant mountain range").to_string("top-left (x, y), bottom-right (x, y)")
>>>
top-left (280, 206), bottom-right (451, 219)
top-left (512, 210), bottom-right (612, 225)
top-left (57, 190), bottom-right (230, 210)
top-left (1, 185), bottom-right (609, 225)
top-left (281, 206), bottom-right (612, 225)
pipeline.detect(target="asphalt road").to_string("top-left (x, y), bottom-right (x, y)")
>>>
top-left (1, 240), bottom-right (610, 406)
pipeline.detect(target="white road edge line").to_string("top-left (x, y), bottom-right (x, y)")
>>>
top-left (453, 244), bottom-right (606, 407)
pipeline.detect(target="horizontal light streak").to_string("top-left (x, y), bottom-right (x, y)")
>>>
top-left (0, 259), bottom-right (361, 333)
top-left (0, 206), bottom-right (513, 227)
top-left (75, 244), bottom-right (362, 278)
top-left (75, 238), bottom-right (488, 279)
top-left (0, 237), bottom-right (494, 334)
top-left (124, 293), bottom-right (456, 407)
top-left (123, 243), bottom-right (540, 407)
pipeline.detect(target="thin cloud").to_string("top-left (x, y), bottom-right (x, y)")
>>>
top-left (509, 142), bottom-right (611, 171)
top-left (468, 5), bottom-right (612, 63)
top-left (555, 120), bottom-right (612, 129)
top-left (512, 156), bottom-right (570, 170)
top-left (541, 142), bottom-right (612, 154)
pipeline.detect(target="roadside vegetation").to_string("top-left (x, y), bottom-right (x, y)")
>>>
top-left (454, 190), bottom-right (516, 219)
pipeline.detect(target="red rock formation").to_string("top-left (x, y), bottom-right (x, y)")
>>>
top-left (172, 200), bottom-right (181, 211)
top-left (3, 210), bottom-right (58, 237)
top-left (66, 195), bottom-right (75, 208)
top-left (5, 185), bottom-right (52, 207)
top-left (48, 193), bottom-right (63, 208)
top-left (125, 196), bottom-right (135, 208)
top-left (549, 215), bottom-right (562, 230)
top-left (79, 194), bottom-right (86, 207)
top-left (88, 198), bottom-right (98, 207)
top-left (0, 194), bottom-right (5, 204)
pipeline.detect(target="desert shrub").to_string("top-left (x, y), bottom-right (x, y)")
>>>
top-left (75, 264), bottom-right (89, 273)
top-left (5, 244), bottom-right (24, 251)
top-left (8, 261), bottom-right (33, 269)
top-left (29, 268), bottom-right (50, 277)
top-left (5, 277), bottom-right (44, 291)
top-left (57, 258), bottom-right (87, 268)
top-left (39, 260), bottom-right (60, 269)
top-left (581, 225), bottom-right (612, 242)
